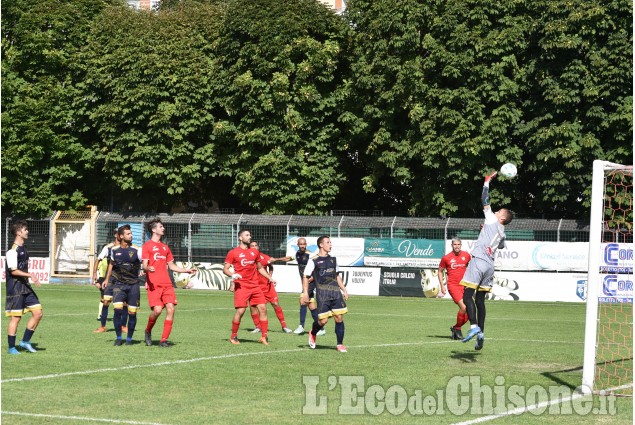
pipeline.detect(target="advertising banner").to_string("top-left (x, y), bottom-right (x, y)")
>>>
top-left (285, 237), bottom-right (364, 266)
top-left (454, 240), bottom-right (590, 272)
top-left (364, 239), bottom-right (444, 268)
top-left (0, 257), bottom-right (51, 284)
top-left (173, 263), bottom-right (381, 296)
top-left (595, 243), bottom-right (633, 302)
top-left (379, 268), bottom-right (428, 297)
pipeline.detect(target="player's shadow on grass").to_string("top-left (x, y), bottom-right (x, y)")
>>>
top-left (449, 350), bottom-right (480, 362)
top-left (542, 357), bottom-right (634, 390)
top-left (431, 335), bottom-right (457, 340)
top-left (28, 343), bottom-right (46, 352)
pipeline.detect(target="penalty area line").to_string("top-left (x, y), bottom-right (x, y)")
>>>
top-left (1, 411), bottom-right (171, 425)
top-left (450, 383), bottom-right (633, 425)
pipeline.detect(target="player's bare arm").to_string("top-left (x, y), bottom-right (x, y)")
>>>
top-left (438, 267), bottom-right (447, 296)
top-left (337, 275), bottom-right (348, 301)
top-left (167, 261), bottom-right (197, 275)
top-left (300, 276), bottom-right (310, 304)
top-left (256, 262), bottom-right (275, 285)
top-left (11, 268), bottom-right (41, 287)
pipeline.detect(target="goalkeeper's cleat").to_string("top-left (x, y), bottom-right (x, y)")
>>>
top-left (308, 332), bottom-right (316, 349)
top-left (114, 339), bottom-right (123, 346)
top-left (475, 332), bottom-right (484, 350)
top-left (250, 327), bottom-right (262, 334)
top-left (230, 336), bottom-right (240, 345)
top-left (19, 341), bottom-right (37, 353)
top-left (293, 325), bottom-right (305, 334)
top-left (93, 326), bottom-right (107, 333)
top-left (282, 327), bottom-right (293, 334)
top-left (462, 326), bottom-right (481, 343)
top-left (316, 328), bottom-right (326, 337)
top-left (259, 336), bottom-right (269, 346)
top-left (7, 347), bottom-right (20, 355)
top-left (144, 331), bottom-right (152, 346)
top-left (125, 339), bottom-right (133, 346)
top-left (336, 344), bottom-right (348, 353)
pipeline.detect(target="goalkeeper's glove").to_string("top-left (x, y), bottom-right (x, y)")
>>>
top-left (484, 171), bottom-right (497, 186)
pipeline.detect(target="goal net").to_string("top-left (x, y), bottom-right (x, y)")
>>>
top-left (582, 160), bottom-right (633, 395)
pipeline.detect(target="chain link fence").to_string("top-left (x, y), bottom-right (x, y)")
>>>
top-left (3, 213), bottom-right (592, 263)
top-left (91, 213), bottom-right (591, 263)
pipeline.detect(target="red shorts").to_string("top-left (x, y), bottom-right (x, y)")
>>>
top-left (233, 284), bottom-right (266, 308)
top-left (147, 285), bottom-right (178, 308)
top-left (447, 283), bottom-right (465, 304)
top-left (261, 282), bottom-right (279, 304)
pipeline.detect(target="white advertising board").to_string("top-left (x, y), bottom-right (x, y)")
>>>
top-left (0, 256), bottom-right (51, 284)
top-left (285, 237), bottom-right (365, 266)
top-left (452, 240), bottom-right (590, 272)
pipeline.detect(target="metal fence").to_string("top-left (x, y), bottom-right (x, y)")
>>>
top-left (3, 213), bottom-right (593, 263)
top-left (2, 216), bottom-right (54, 258)
top-left (92, 213), bottom-right (592, 263)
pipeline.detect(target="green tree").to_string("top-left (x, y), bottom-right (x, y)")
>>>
top-left (345, 0), bottom-right (529, 217)
top-left (518, 0), bottom-right (632, 217)
top-left (215, 0), bottom-right (350, 214)
top-left (1, 0), bottom-right (120, 216)
top-left (77, 1), bottom-right (228, 211)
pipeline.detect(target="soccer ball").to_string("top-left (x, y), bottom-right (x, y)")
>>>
top-left (420, 269), bottom-right (440, 298)
top-left (500, 163), bottom-right (517, 178)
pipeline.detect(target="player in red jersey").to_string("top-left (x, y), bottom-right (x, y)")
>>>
top-left (142, 217), bottom-right (197, 347)
top-left (248, 240), bottom-right (293, 334)
top-left (438, 237), bottom-right (471, 340)
top-left (223, 229), bottom-right (276, 345)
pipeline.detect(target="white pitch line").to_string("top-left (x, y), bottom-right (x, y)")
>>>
top-left (450, 383), bottom-right (634, 425)
top-left (1, 337), bottom-right (586, 384)
top-left (1, 340), bottom-right (458, 384)
top-left (1, 411), bottom-right (170, 425)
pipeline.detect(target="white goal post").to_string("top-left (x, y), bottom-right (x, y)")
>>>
top-left (581, 160), bottom-right (633, 395)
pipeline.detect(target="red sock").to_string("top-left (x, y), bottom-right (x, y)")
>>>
top-left (231, 321), bottom-right (240, 337)
top-left (260, 320), bottom-right (268, 338)
top-left (146, 317), bottom-right (157, 333)
top-left (456, 311), bottom-right (469, 328)
top-left (251, 312), bottom-right (261, 328)
top-left (161, 319), bottom-right (173, 342)
top-left (273, 306), bottom-right (287, 328)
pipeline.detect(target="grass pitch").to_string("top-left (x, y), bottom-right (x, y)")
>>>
top-left (1, 285), bottom-right (632, 424)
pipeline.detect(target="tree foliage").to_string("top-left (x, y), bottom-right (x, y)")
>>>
top-left (1, 0), bottom-right (121, 216)
top-left (1, 0), bottom-right (631, 218)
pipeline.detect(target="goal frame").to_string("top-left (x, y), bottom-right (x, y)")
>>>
top-left (581, 160), bottom-right (633, 394)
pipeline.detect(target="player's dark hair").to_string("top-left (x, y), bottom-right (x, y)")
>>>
top-left (250, 240), bottom-right (259, 246)
top-left (117, 224), bottom-right (131, 236)
top-left (11, 219), bottom-right (28, 236)
top-left (147, 217), bottom-right (163, 233)
top-left (501, 209), bottom-right (513, 225)
top-left (317, 235), bottom-right (329, 248)
top-left (238, 229), bottom-right (250, 237)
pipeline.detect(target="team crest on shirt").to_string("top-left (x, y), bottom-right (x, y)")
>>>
top-left (128, 251), bottom-right (135, 258)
